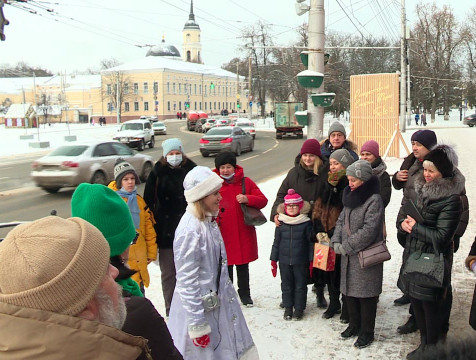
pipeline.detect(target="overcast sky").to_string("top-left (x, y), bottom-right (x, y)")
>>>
top-left (0, 0), bottom-right (470, 74)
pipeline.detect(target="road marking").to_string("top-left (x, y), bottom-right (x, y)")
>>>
top-left (0, 177), bottom-right (9, 180)
top-left (240, 155), bottom-right (259, 162)
top-left (262, 141), bottom-right (279, 154)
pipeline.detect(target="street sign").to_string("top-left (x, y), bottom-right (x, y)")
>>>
top-left (236, 94), bottom-right (240, 99)
top-left (249, 101), bottom-right (253, 107)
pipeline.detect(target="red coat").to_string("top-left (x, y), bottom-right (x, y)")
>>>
top-left (213, 165), bottom-right (268, 265)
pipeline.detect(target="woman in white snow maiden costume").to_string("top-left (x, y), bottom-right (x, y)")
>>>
top-left (167, 166), bottom-right (259, 360)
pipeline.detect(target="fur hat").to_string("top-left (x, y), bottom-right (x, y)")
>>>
top-left (71, 183), bottom-right (136, 257)
top-left (300, 139), bottom-right (322, 157)
top-left (0, 216), bottom-right (110, 316)
top-left (114, 158), bottom-right (140, 185)
top-left (183, 166), bottom-right (224, 203)
top-left (162, 138), bottom-right (184, 157)
top-left (346, 159), bottom-right (373, 182)
top-left (411, 130), bottom-right (437, 150)
top-left (423, 144), bottom-right (458, 178)
top-left (215, 151), bottom-right (236, 169)
top-left (360, 140), bottom-right (379, 158)
top-left (328, 121), bottom-right (346, 138)
top-left (330, 149), bottom-right (355, 169)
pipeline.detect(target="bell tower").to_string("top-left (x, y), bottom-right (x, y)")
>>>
top-left (182, 0), bottom-right (202, 63)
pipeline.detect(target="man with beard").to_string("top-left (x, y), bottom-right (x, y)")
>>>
top-left (0, 216), bottom-right (148, 359)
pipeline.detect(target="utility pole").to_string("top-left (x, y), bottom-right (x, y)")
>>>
top-left (406, 27), bottom-right (412, 126)
top-left (248, 54), bottom-right (252, 120)
top-left (399, 0), bottom-right (407, 132)
top-left (116, 76), bottom-right (121, 124)
top-left (307, 0), bottom-right (325, 140)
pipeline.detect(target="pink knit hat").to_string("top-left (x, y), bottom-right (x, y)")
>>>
top-left (284, 189), bottom-right (304, 210)
top-left (361, 140), bottom-right (379, 158)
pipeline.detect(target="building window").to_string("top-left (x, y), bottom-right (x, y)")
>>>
top-left (124, 102), bottom-right (129, 112)
top-left (179, 102), bottom-right (182, 110)
top-left (107, 102), bottom-right (112, 112)
top-left (106, 84), bottom-right (112, 95)
top-left (124, 83), bottom-right (129, 94)
top-left (167, 101), bottom-right (170, 111)
top-left (214, 102), bottom-right (216, 110)
top-left (167, 82), bottom-right (170, 94)
top-left (186, 50), bottom-right (191, 62)
top-left (179, 83), bottom-right (181, 94)
top-left (134, 102), bottom-right (139, 111)
top-left (144, 102), bottom-right (149, 111)
top-left (199, 85), bottom-right (202, 95)
top-left (143, 82), bottom-right (149, 94)
top-left (210, 102), bottom-right (212, 111)
top-left (194, 84), bottom-right (197, 95)
top-left (199, 102), bottom-right (202, 110)
top-left (173, 83), bottom-right (176, 94)
top-left (153, 82), bottom-right (158, 94)
top-left (205, 102), bottom-right (207, 110)
top-left (194, 101), bottom-right (197, 110)
top-left (133, 83), bottom-right (138, 95)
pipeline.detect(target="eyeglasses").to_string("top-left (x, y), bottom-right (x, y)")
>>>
top-left (131, 231), bottom-right (139, 245)
top-left (286, 204), bottom-right (300, 208)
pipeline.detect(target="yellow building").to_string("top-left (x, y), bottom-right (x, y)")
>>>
top-left (0, 1), bottom-right (242, 124)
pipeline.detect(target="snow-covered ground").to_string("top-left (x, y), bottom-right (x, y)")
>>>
top-left (1, 112), bottom-right (475, 358)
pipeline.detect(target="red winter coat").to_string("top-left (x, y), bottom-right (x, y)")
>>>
top-left (213, 165), bottom-right (268, 265)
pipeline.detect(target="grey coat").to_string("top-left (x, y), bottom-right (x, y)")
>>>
top-left (331, 176), bottom-right (384, 298)
top-left (168, 205), bottom-right (259, 360)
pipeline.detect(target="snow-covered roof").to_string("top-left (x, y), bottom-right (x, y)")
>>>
top-left (0, 74), bottom-right (101, 94)
top-left (102, 56), bottom-right (242, 80)
top-left (5, 103), bottom-right (34, 118)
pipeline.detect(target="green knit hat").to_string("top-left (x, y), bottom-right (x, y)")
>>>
top-left (71, 183), bottom-right (136, 257)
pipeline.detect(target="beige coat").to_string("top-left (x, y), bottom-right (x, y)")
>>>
top-left (0, 302), bottom-right (149, 359)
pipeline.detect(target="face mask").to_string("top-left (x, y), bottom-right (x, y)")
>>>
top-left (221, 172), bottom-right (235, 180)
top-left (167, 154), bottom-right (182, 167)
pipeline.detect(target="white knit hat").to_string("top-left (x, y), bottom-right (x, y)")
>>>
top-left (183, 166), bottom-right (223, 203)
top-left (0, 216), bottom-right (110, 316)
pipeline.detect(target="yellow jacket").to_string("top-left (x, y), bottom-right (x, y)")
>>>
top-left (109, 181), bottom-right (157, 287)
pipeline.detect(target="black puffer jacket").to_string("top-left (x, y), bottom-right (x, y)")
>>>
top-left (270, 155), bottom-right (323, 220)
top-left (143, 157), bottom-right (196, 249)
top-left (397, 171), bottom-right (464, 301)
top-left (270, 202), bottom-right (313, 265)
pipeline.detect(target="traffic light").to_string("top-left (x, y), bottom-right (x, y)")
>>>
top-left (237, 100), bottom-right (241, 109)
top-left (210, 82), bottom-right (215, 90)
top-left (185, 102), bottom-right (190, 109)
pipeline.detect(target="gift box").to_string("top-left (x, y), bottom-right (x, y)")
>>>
top-left (313, 242), bottom-right (336, 271)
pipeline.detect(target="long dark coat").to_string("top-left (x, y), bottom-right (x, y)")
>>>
top-left (331, 176), bottom-right (384, 298)
top-left (397, 171), bottom-right (464, 301)
top-left (143, 157), bottom-right (196, 249)
top-left (465, 238), bottom-right (476, 330)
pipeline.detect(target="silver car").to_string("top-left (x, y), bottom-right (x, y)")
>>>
top-left (199, 126), bottom-right (254, 157)
top-left (152, 121), bottom-right (167, 135)
top-left (235, 120), bottom-right (256, 139)
top-left (31, 141), bottom-right (154, 193)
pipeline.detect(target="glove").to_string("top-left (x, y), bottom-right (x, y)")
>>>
top-left (316, 232), bottom-right (330, 244)
top-left (271, 260), bottom-right (277, 277)
top-left (471, 261), bottom-right (476, 276)
top-left (309, 261), bottom-right (314, 278)
top-left (192, 334), bottom-right (210, 348)
top-left (333, 243), bottom-right (347, 256)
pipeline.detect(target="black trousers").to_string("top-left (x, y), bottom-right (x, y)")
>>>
top-left (324, 254), bottom-right (341, 303)
top-left (410, 297), bottom-right (441, 344)
top-left (313, 267), bottom-right (326, 290)
top-left (346, 296), bottom-right (378, 335)
top-left (228, 263), bottom-right (250, 298)
top-left (279, 263), bottom-right (308, 311)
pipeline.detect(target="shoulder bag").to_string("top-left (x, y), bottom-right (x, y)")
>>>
top-left (402, 236), bottom-right (444, 289)
top-left (345, 210), bottom-right (391, 269)
top-left (240, 177), bottom-right (267, 226)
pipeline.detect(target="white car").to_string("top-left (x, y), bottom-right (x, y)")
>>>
top-left (235, 120), bottom-right (256, 139)
top-left (152, 121), bottom-right (167, 135)
top-left (113, 119), bottom-right (155, 151)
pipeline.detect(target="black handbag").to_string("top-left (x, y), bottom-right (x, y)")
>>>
top-left (240, 178), bottom-right (267, 226)
top-left (402, 236), bottom-right (444, 289)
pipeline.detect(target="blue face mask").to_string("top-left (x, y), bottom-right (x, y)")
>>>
top-left (221, 172), bottom-right (235, 180)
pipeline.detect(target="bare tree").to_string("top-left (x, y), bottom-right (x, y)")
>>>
top-left (101, 70), bottom-right (136, 123)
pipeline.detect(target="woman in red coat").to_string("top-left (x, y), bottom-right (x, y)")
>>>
top-left (213, 152), bottom-right (268, 307)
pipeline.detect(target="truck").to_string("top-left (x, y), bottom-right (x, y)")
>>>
top-left (274, 102), bottom-right (304, 139)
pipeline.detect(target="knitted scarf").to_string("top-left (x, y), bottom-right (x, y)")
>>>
top-left (116, 187), bottom-right (140, 228)
top-left (328, 169), bottom-right (346, 187)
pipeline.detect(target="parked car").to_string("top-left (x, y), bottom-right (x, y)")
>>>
top-left (152, 121), bottom-right (167, 135)
top-left (235, 120), bottom-right (256, 139)
top-left (199, 126), bottom-right (254, 157)
top-left (195, 118), bottom-right (207, 133)
top-left (201, 119), bottom-right (216, 133)
top-left (31, 141), bottom-right (154, 193)
top-left (213, 119), bottom-right (229, 128)
top-left (437, 109), bottom-right (444, 116)
top-left (112, 119), bottom-right (154, 151)
top-left (463, 113), bottom-right (476, 127)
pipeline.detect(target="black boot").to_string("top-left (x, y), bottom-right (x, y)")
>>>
top-left (354, 332), bottom-right (374, 348)
top-left (340, 325), bottom-right (360, 339)
top-left (239, 292), bottom-right (254, 307)
top-left (293, 309), bottom-right (304, 320)
top-left (322, 300), bottom-right (341, 319)
top-left (397, 316), bottom-right (418, 334)
top-left (316, 288), bottom-right (327, 309)
top-left (284, 308), bottom-right (293, 320)
top-left (394, 293), bottom-right (411, 306)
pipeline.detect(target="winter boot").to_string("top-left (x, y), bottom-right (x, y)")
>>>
top-left (397, 316), bottom-right (418, 335)
top-left (284, 308), bottom-right (293, 321)
top-left (316, 287), bottom-right (327, 309)
top-left (340, 325), bottom-right (360, 339)
top-left (322, 299), bottom-right (341, 319)
top-left (394, 293), bottom-right (411, 306)
top-left (238, 289), bottom-right (254, 307)
top-left (293, 309), bottom-right (304, 320)
top-left (354, 332), bottom-right (374, 349)
top-left (407, 336), bottom-right (427, 359)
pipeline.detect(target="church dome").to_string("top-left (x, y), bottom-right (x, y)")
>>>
top-left (146, 39), bottom-right (181, 58)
